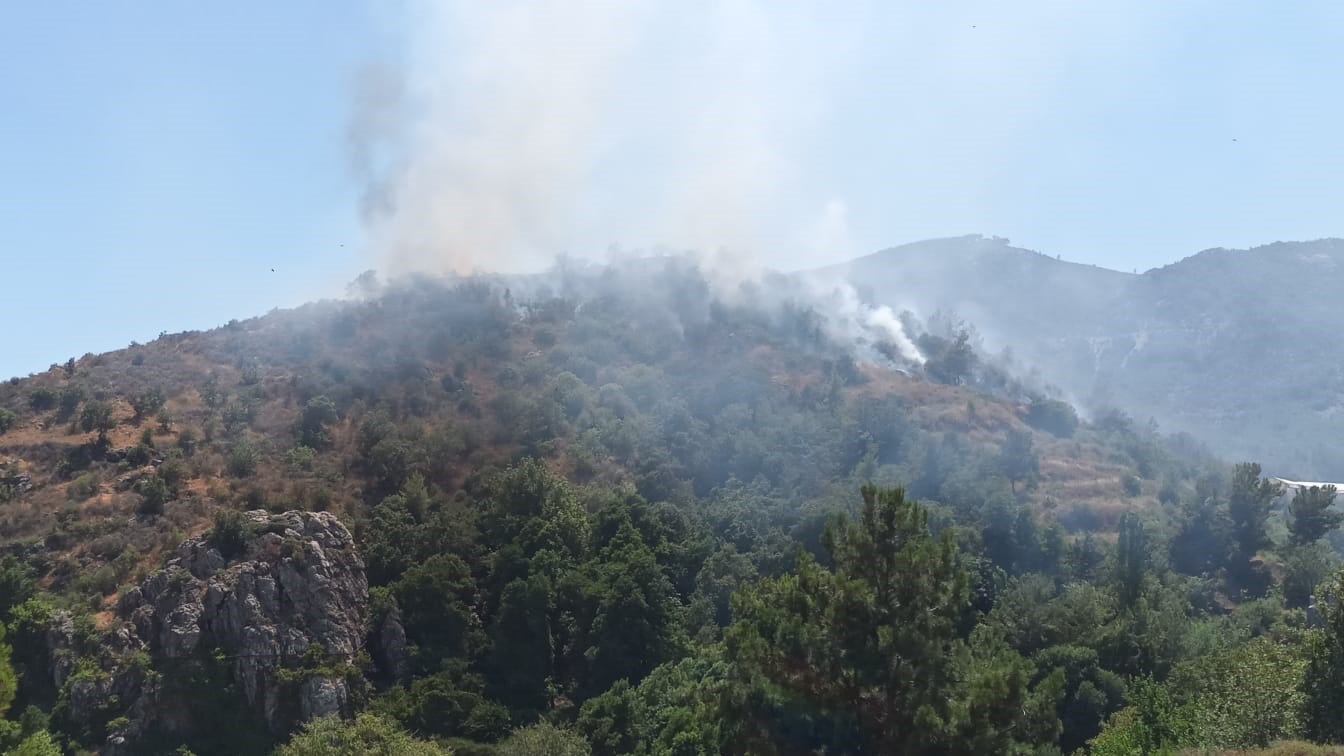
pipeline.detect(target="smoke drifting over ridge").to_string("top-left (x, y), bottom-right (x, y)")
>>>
top-left (349, 0), bottom-right (924, 361)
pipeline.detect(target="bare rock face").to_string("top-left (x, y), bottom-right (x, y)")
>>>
top-left (64, 510), bottom-right (370, 753)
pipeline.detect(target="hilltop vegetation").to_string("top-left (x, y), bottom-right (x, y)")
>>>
top-left (0, 258), bottom-right (1342, 753)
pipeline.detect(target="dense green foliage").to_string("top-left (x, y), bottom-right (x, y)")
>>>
top-left (273, 713), bottom-right (450, 756)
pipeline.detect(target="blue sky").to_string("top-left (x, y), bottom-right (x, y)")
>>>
top-left (3, 1), bottom-right (1343, 379)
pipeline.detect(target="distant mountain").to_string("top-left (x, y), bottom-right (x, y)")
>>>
top-left (835, 235), bottom-right (1344, 479)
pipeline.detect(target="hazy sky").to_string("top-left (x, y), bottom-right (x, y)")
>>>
top-left (3, 1), bottom-right (1343, 379)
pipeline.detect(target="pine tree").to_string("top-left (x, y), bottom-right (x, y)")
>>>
top-left (1288, 484), bottom-right (1343, 546)
top-left (1115, 512), bottom-right (1148, 608)
top-left (1226, 463), bottom-right (1283, 595)
top-left (1000, 429), bottom-right (1039, 494)
top-left (722, 485), bottom-right (1061, 753)
top-left (1227, 462), bottom-right (1283, 562)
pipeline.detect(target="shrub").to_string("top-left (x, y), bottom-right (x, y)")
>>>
top-left (209, 510), bottom-right (250, 560)
top-left (78, 399), bottom-right (114, 435)
top-left (28, 388), bottom-right (56, 411)
top-left (0, 408), bottom-right (15, 434)
top-left (58, 386), bottom-right (86, 420)
top-left (1123, 475), bottom-right (1143, 497)
top-left (309, 486), bottom-right (333, 512)
top-left (496, 722), bottom-right (591, 756)
top-left (134, 475), bottom-right (169, 516)
top-left (129, 388), bottom-right (165, 423)
top-left (125, 444), bottom-right (153, 468)
top-left (226, 441), bottom-right (260, 478)
top-left (1026, 396), bottom-right (1080, 438)
top-left (176, 427), bottom-right (197, 456)
top-left (286, 445), bottom-right (317, 471)
top-left (295, 396), bottom-right (338, 449)
top-left (274, 712), bottom-right (450, 756)
top-left (67, 474), bottom-right (99, 501)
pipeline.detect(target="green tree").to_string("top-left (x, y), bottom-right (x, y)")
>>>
top-left (722, 485), bottom-right (1061, 753)
top-left (0, 556), bottom-right (35, 619)
top-left (295, 395), bottom-right (338, 449)
top-left (1302, 567), bottom-right (1344, 742)
top-left (134, 473), bottom-right (170, 516)
top-left (576, 679), bottom-right (644, 756)
top-left (1034, 645), bottom-right (1125, 753)
top-left (1089, 677), bottom-right (1191, 756)
top-left (209, 509), bottom-right (251, 560)
top-left (488, 575), bottom-right (554, 714)
top-left (925, 330), bottom-right (976, 386)
top-left (1171, 637), bottom-right (1306, 749)
top-left (129, 387), bottom-right (165, 423)
top-left (482, 459), bottom-right (590, 561)
top-left (1284, 544), bottom-right (1334, 609)
top-left (78, 399), bottom-right (115, 440)
top-left (1025, 396), bottom-right (1079, 438)
top-left (393, 554), bottom-right (485, 671)
top-left (1288, 484), bottom-right (1343, 547)
top-left (0, 624), bottom-right (16, 730)
top-left (272, 713), bottom-right (450, 756)
top-left (496, 722), bottom-right (591, 756)
top-left (27, 388), bottom-right (56, 412)
top-left (8, 731), bottom-right (62, 756)
top-left (1228, 462), bottom-right (1283, 564)
top-left (687, 544), bottom-right (757, 641)
top-left (227, 440), bottom-right (260, 477)
top-left (58, 385), bottom-right (85, 420)
top-left (1115, 512), bottom-right (1148, 608)
top-left (0, 408), bottom-right (15, 435)
top-left (1169, 492), bottom-right (1232, 576)
top-left (1000, 429), bottom-right (1039, 494)
top-left (582, 523), bottom-right (687, 698)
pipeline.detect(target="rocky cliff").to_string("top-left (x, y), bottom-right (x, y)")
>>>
top-left (46, 510), bottom-right (392, 754)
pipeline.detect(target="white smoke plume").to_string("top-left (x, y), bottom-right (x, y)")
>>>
top-left (351, 0), bottom-right (651, 274)
top-left (351, 1), bottom-right (857, 272)
top-left (349, 0), bottom-right (923, 361)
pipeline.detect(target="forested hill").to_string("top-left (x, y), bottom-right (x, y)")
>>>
top-left (0, 257), bottom-right (1342, 754)
top-left (837, 235), bottom-right (1344, 480)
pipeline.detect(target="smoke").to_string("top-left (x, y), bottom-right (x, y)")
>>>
top-left (349, 0), bottom-right (649, 274)
top-left (350, 1), bottom-right (863, 273)
top-left (348, 0), bottom-right (923, 360)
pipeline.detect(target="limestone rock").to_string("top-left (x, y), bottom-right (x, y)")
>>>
top-left (53, 510), bottom-right (371, 754)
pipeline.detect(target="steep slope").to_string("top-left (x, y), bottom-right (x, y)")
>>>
top-left (0, 261), bottom-right (1194, 605)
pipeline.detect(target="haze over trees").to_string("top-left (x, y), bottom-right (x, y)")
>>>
top-left (0, 258), bottom-right (1342, 753)
top-left (838, 235), bottom-right (1344, 482)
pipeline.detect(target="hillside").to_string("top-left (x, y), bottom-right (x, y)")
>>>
top-left (0, 257), bottom-right (1329, 755)
top-left (835, 235), bottom-right (1344, 480)
top-left (0, 261), bottom-right (1199, 585)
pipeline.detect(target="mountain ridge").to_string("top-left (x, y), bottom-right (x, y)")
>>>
top-left (833, 234), bottom-right (1344, 479)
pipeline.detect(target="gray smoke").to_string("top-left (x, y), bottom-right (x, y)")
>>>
top-left (347, 0), bottom-right (923, 360)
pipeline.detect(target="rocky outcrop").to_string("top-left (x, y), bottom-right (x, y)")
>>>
top-left (56, 510), bottom-right (371, 754)
top-left (0, 461), bottom-right (32, 495)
